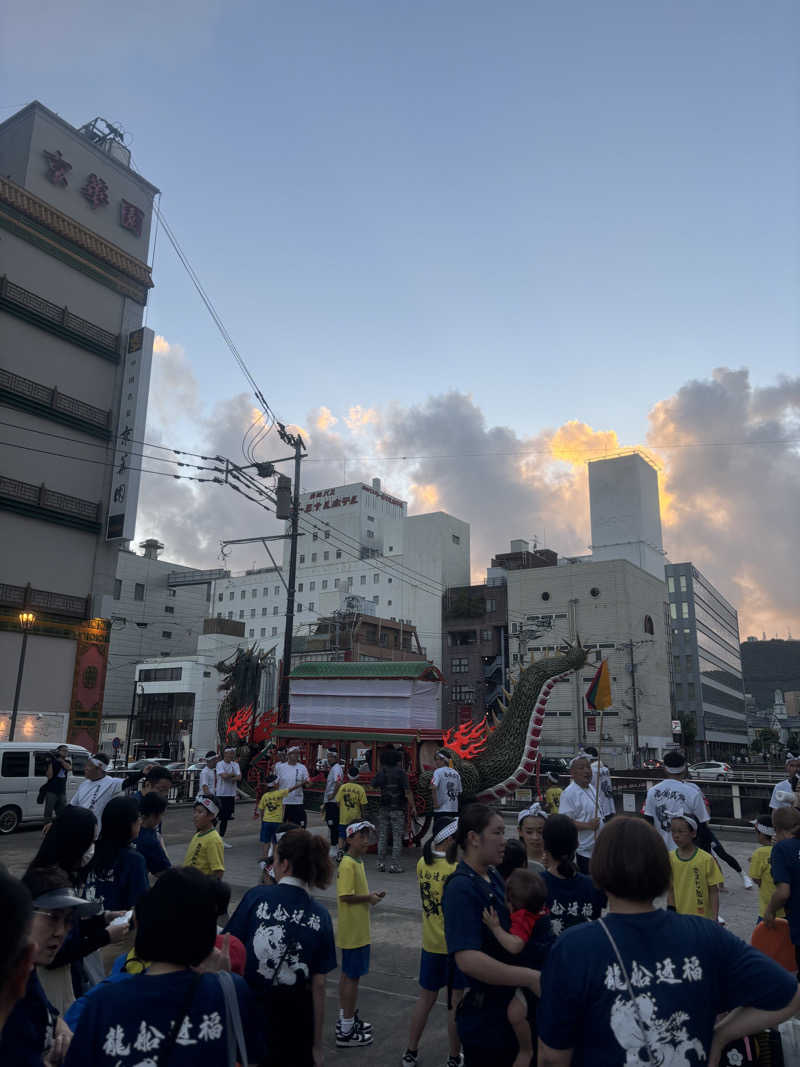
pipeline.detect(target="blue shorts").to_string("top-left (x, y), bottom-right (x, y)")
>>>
top-left (418, 949), bottom-right (467, 992)
top-left (341, 945), bottom-right (370, 980)
top-left (260, 823), bottom-right (278, 844)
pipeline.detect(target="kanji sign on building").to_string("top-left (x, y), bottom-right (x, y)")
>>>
top-left (43, 149), bottom-right (72, 186)
top-left (81, 172), bottom-right (110, 209)
top-left (107, 327), bottom-right (153, 542)
top-left (120, 198), bottom-right (144, 237)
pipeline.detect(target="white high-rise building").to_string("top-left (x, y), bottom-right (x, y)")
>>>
top-left (588, 452), bottom-right (665, 580)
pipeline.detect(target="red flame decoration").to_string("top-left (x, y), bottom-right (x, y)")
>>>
top-left (442, 718), bottom-right (495, 759)
top-left (225, 705), bottom-right (277, 744)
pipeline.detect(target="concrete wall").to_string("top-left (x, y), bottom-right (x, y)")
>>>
top-left (0, 630), bottom-right (77, 717)
top-left (589, 453), bottom-right (665, 580)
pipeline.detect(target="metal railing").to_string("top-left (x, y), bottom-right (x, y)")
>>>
top-left (0, 473), bottom-right (101, 525)
top-left (0, 276), bottom-right (119, 356)
top-left (0, 581), bottom-right (89, 619)
top-left (0, 367), bottom-right (111, 429)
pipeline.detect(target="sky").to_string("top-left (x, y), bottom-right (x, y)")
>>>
top-left (2, 1), bottom-right (798, 637)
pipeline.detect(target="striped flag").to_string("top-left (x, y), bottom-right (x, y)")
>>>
top-left (585, 659), bottom-right (612, 711)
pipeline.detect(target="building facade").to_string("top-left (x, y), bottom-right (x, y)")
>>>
top-left (441, 582), bottom-right (509, 729)
top-left (740, 639), bottom-right (800, 713)
top-left (588, 452), bottom-right (666, 580)
top-left (0, 102), bottom-right (158, 749)
top-left (292, 611), bottom-right (426, 666)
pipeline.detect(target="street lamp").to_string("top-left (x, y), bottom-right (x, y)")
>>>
top-left (9, 611), bottom-right (36, 742)
top-left (124, 681), bottom-right (145, 767)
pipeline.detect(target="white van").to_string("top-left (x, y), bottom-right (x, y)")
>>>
top-left (0, 742), bottom-right (90, 833)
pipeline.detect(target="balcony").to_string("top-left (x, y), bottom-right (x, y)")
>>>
top-left (0, 580), bottom-right (89, 619)
top-left (0, 473), bottom-right (101, 532)
top-left (0, 366), bottom-right (112, 439)
top-left (0, 276), bottom-right (120, 361)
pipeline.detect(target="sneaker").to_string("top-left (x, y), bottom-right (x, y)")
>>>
top-left (445, 1058), bottom-right (463, 1067)
top-left (336, 1025), bottom-right (373, 1048)
top-left (335, 849), bottom-right (344, 865)
top-left (741, 872), bottom-right (754, 890)
top-left (222, 841), bottom-right (232, 849)
top-left (401, 1051), bottom-right (418, 1065)
top-left (718, 914), bottom-right (727, 926)
top-left (336, 1012), bottom-right (372, 1036)
top-left (376, 861), bottom-right (386, 873)
top-left (388, 864), bottom-right (404, 874)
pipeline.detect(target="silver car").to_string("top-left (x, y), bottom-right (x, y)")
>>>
top-left (689, 760), bottom-right (732, 781)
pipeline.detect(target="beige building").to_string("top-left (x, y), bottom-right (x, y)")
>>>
top-left (0, 102), bottom-right (158, 750)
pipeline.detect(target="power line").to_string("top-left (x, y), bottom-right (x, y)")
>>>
top-left (0, 438), bottom-right (226, 484)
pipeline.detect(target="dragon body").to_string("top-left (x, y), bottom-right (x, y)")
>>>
top-left (418, 641), bottom-right (587, 808)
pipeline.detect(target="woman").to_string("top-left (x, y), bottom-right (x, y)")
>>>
top-left (538, 816), bottom-right (800, 1066)
top-left (442, 804), bottom-right (542, 1067)
top-left (540, 815), bottom-right (605, 937)
top-left (402, 820), bottom-right (464, 1067)
top-left (518, 805), bottom-right (547, 871)
top-left (225, 828), bottom-right (337, 1067)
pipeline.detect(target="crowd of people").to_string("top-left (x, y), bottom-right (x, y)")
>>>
top-left (3, 742), bottom-right (800, 1065)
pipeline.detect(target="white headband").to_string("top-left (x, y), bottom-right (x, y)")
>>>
top-left (668, 811), bottom-right (697, 831)
top-left (517, 803), bottom-right (547, 825)
top-left (753, 819), bottom-right (775, 837)
top-left (195, 796), bottom-right (219, 816)
top-left (346, 820), bottom-right (375, 838)
top-left (433, 819), bottom-right (459, 845)
top-left (288, 746), bottom-right (301, 754)
top-left (664, 758), bottom-right (687, 774)
top-left (88, 756), bottom-right (106, 769)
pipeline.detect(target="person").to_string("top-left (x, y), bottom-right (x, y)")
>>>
top-left (373, 746), bottom-right (414, 874)
top-left (765, 807), bottom-right (800, 966)
top-left (558, 756), bottom-right (601, 874)
top-left (132, 764), bottom-right (173, 804)
top-left (497, 838), bottom-right (529, 882)
top-left (214, 746), bottom-right (241, 844)
top-left (769, 752), bottom-right (800, 810)
top-left (323, 747), bottom-right (344, 848)
top-left (225, 828), bottom-right (337, 1067)
top-left (517, 804), bottom-right (547, 871)
top-left (643, 748), bottom-right (709, 850)
top-left (69, 753), bottom-right (122, 822)
top-left (198, 751), bottom-right (218, 799)
top-left (0, 870), bottom-right (34, 1036)
top-left (667, 813), bottom-right (722, 921)
top-left (40, 745), bottom-right (71, 826)
top-left (183, 797), bottom-right (225, 879)
top-left (63, 868), bottom-right (265, 1067)
top-left (336, 821), bottom-right (385, 1048)
top-left (402, 820), bottom-right (464, 1067)
top-left (543, 772), bottom-right (563, 814)
top-left (538, 816), bottom-right (800, 1066)
top-left (442, 804), bottom-right (543, 1067)
top-left (0, 867), bottom-right (95, 1066)
top-left (749, 809), bottom-right (782, 924)
top-left (29, 806), bottom-right (97, 886)
top-left (706, 824), bottom-right (754, 889)
top-left (134, 793), bottom-right (171, 877)
top-left (84, 798), bottom-right (149, 914)
top-left (431, 750), bottom-right (462, 835)
top-left (254, 773), bottom-right (290, 861)
top-left (541, 814), bottom-right (606, 937)
top-left (275, 746), bottom-right (310, 829)
top-left (335, 765), bottom-right (368, 853)
top-left (482, 868), bottom-right (550, 1067)
top-left (583, 745), bottom-right (615, 822)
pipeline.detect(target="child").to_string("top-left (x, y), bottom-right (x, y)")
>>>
top-left (544, 772), bottom-right (563, 814)
top-left (482, 868), bottom-right (549, 1067)
top-left (336, 820), bottom-right (385, 1048)
top-left (667, 813), bottom-right (722, 920)
top-left (753, 808), bottom-right (799, 922)
top-left (260, 821), bottom-right (300, 884)
top-left (335, 765), bottom-right (368, 852)
top-left (182, 797), bottom-right (224, 879)
top-left (254, 773), bottom-right (290, 860)
top-left (134, 792), bottom-right (171, 877)
top-left (517, 804), bottom-right (547, 871)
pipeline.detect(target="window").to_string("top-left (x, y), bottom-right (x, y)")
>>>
top-left (670, 603), bottom-right (678, 620)
top-left (239, 610), bottom-right (244, 619)
top-left (347, 576), bottom-right (353, 588)
top-left (687, 682), bottom-right (696, 699)
top-left (263, 588), bottom-right (269, 596)
top-left (260, 628), bottom-right (266, 637)
top-left (481, 629), bottom-right (492, 641)
top-left (322, 580), bottom-right (328, 590)
top-left (324, 531), bottom-right (330, 539)
top-left (388, 600), bottom-right (392, 606)
top-left (324, 551), bottom-right (329, 561)
top-left (227, 612), bottom-right (233, 619)
top-left (272, 627), bottom-right (278, 636)
top-left (451, 657), bottom-right (469, 673)
top-left (252, 589), bottom-right (257, 598)
top-left (2, 751), bottom-right (30, 777)
top-left (134, 583), bottom-right (145, 601)
top-left (336, 550), bottom-right (342, 560)
top-left (452, 534), bottom-right (461, 545)
top-left (113, 579), bottom-right (122, 600)
top-left (309, 581), bottom-right (316, 591)
top-left (309, 602), bottom-right (315, 611)
top-left (373, 574), bottom-right (380, 584)
top-left (299, 555), bottom-right (305, 564)
top-left (250, 609), bottom-right (256, 618)
top-left (451, 685), bottom-right (474, 704)
top-left (673, 655), bottom-right (681, 674)
top-left (643, 615), bottom-right (654, 635)
top-left (164, 605), bottom-right (174, 614)
top-left (274, 586), bottom-right (280, 595)
top-left (229, 592), bottom-right (235, 601)
top-left (361, 575), bottom-right (367, 585)
top-left (311, 553), bottom-right (317, 562)
top-left (485, 599), bottom-right (496, 613)
top-left (679, 575), bottom-right (688, 592)
top-left (273, 606), bottom-right (279, 615)
top-left (366, 530), bottom-right (375, 539)
top-left (240, 590), bottom-right (246, 599)
top-left (372, 596), bottom-right (379, 604)
top-left (249, 629), bottom-right (254, 637)
top-left (313, 531), bottom-right (318, 541)
top-left (217, 592), bottom-right (223, 602)
top-left (685, 655), bottom-right (693, 670)
top-left (388, 546), bottom-right (394, 552)
top-left (367, 515), bottom-right (375, 523)
top-left (298, 583), bottom-right (304, 593)
top-left (334, 579), bottom-right (340, 589)
top-left (388, 578), bottom-right (392, 584)
top-left (167, 588), bottom-right (176, 598)
top-left (297, 603), bottom-right (303, 613)
top-left (162, 630), bottom-right (172, 639)
top-left (139, 667), bottom-right (182, 682)
top-left (667, 577), bottom-right (675, 593)
top-left (262, 607), bottom-right (267, 616)
top-left (681, 603), bottom-right (689, 619)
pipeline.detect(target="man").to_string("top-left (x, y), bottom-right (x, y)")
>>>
top-left (70, 752), bottom-right (122, 822)
top-left (198, 751), bottom-right (218, 799)
top-left (323, 747), bottom-right (344, 848)
top-left (133, 765), bottom-right (173, 803)
top-left (275, 746), bottom-right (310, 828)
top-left (214, 746), bottom-right (241, 846)
top-left (583, 744), bottom-right (615, 822)
top-left (40, 745), bottom-right (71, 826)
top-left (431, 749), bottom-right (463, 835)
top-left (769, 753), bottom-right (800, 811)
top-left (643, 748), bottom-right (709, 850)
top-left (0, 871), bottom-right (34, 1036)
top-left (558, 755), bottom-right (601, 873)
top-left (373, 747), bottom-right (415, 874)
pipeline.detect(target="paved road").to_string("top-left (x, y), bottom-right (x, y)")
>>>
top-left (0, 804), bottom-right (768, 1066)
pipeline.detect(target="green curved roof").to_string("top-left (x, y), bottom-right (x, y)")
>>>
top-left (290, 661), bottom-right (443, 681)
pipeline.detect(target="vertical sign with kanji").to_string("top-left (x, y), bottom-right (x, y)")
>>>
top-left (107, 327), bottom-right (153, 541)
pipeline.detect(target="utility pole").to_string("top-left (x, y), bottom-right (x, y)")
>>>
top-left (277, 429), bottom-right (304, 723)
top-left (628, 640), bottom-right (640, 763)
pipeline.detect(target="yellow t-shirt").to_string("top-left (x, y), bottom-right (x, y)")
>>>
top-left (545, 787), bottom-right (563, 813)
top-left (670, 847), bottom-right (723, 917)
top-left (257, 787), bottom-right (290, 823)
top-left (750, 844), bottom-right (784, 919)
top-left (336, 853), bottom-right (370, 949)
top-left (417, 854), bottom-right (456, 954)
top-left (183, 828), bottom-right (224, 876)
top-left (338, 782), bottom-right (367, 825)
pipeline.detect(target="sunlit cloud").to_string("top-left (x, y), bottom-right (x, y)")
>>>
top-left (344, 405), bottom-right (379, 433)
top-left (315, 406), bottom-right (338, 431)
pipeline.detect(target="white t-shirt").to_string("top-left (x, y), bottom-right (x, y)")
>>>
top-left (559, 781), bottom-right (600, 858)
top-left (591, 760), bottom-right (616, 820)
top-left (198, 766), bottom-right (216, 796)
top-left (643, 777), bottom-right (709, 849)
top-left (432, 767), bottom-right (462, 813)
top-left (323, 762), bottom-right (344, 803)
top-left (276, 761), bottom-right (309, 806)
top-left (214, 760), bottom-right (240, 798)
top-left (770, 778), bottom-right (796, 810)
top-left (70, 775), bottom-right (122, 822)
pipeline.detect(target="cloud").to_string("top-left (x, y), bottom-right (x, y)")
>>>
top-left (344, 405), bottom-right (379, 433)
top-left (149, 335), bottom-right (199, 427)
top-left (314, 406), bottom-right (338, 431)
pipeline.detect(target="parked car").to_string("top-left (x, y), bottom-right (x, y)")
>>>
top-left (689, 760), bottom-right (732, 781)
top-left (125, 757), bottom-right (173, 771)
top-left (539, 757), bottom-right (569, 776)
top-left (0, 742), bottom-right (90, 833)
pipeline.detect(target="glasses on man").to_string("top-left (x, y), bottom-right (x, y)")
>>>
top-left (33, 908), bottom-right (72, 930)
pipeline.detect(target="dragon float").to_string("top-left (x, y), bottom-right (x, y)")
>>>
top-left (417, 640), bottom-right (587, 808)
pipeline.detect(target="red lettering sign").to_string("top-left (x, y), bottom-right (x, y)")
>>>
top-left (81, 173), bottom-right (110, 209)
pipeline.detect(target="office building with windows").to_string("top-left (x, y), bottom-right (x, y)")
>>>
top-left (441, 582), bottom-right (509, 729)
top-left (665, 562), bottom-right (747, 755)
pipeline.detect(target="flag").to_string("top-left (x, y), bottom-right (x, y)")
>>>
top-left (585, 659), bottom-right (612, 711)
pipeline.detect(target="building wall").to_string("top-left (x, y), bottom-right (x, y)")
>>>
top-left (588, 453), bottom-right (665, 580)
top-left (442, 583), bottom-right (508, 729)
top-left (740, 639), bottom-right (800, 712)
top-left (505, 558), bottom-right (672, 766)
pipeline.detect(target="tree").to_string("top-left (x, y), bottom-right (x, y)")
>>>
top-left (757, 728), bottom-right (780, 762)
